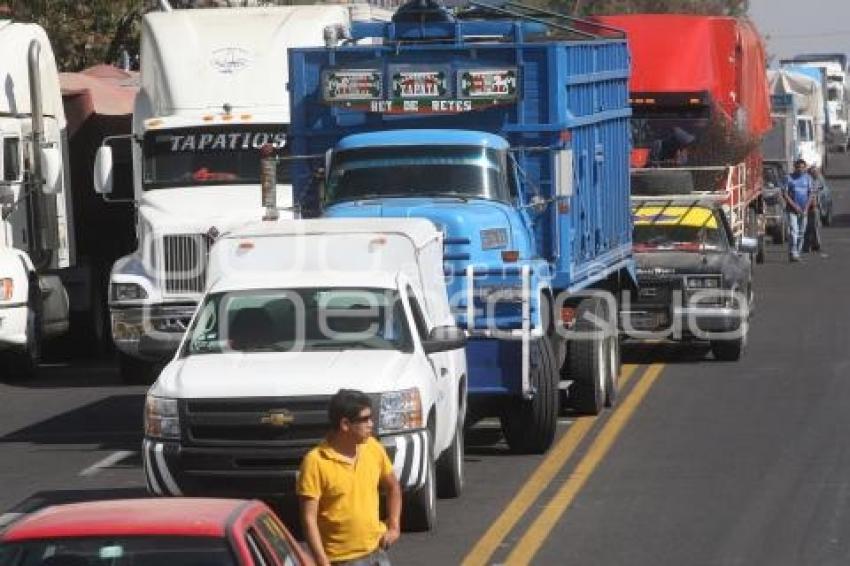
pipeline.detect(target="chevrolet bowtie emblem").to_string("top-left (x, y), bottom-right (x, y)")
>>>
top-left (261, 410), bottom-right (295, 427)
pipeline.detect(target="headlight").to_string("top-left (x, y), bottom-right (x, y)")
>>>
top-left (480, 228), bottom-right (508, 250)
top-left (685, 276), bottom-right (721, 289)
top-left (379, 388), bottom-right (422, 434)
top-left (0, 278), bottom-right (12, 301)
top-left (112, 282), bottom-right (148, 301)
top-left (145, 395), bottom-right (180, 439)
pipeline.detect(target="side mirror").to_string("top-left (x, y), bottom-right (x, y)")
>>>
top-left (39, 146), bottom-right (62, 194)
top-left (422, 325), bottom-right (467, 354)
top-left (738, 236), bottom-right (758, 254)
top-left (93, 145), bottom-right (114, 195)
top-left (529, 195), bottom-right (548, 215)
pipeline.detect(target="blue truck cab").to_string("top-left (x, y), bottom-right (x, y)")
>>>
top-left (287, 1), bottom-right (635, 453)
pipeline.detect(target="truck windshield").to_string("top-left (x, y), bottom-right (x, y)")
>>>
top-left (142, 125), bottom-right (290, 190)
top-left (326, 145), bottom-right (512, 203)
top-left (185, 288), bottom-right (413, 355)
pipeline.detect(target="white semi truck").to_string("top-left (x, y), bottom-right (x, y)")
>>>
top-left (769, 69), bottom-right (827, 168)
top-left (93, 3), bottom-right (374, 383)
top-left (0, 21), bottom-right (73, 376)
top-left (782, 53), bottom-right (849, 152)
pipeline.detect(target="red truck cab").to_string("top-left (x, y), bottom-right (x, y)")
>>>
top-left (0, 498), bottom-right (313, 566)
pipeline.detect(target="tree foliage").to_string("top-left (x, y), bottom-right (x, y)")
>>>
top-left (2, 0), bottom-right (750, 71)
top-left (3, 0), bottom-right (152, 71)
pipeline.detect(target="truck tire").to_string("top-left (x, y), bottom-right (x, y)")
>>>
top-left (436, 417), bottom-right (464, 499)
top-left (1, 310), bottom-right (41, 381)
top-left (772, 220), bottom-right (786, 245)
top-left (567, 297), bottom-right (608, 415)
top-left (755, 235), bottom-right (766, 264)
top-left (118, 352), bottom-right (161, 385)
top-left (500, 338), bottom-right (558, 454)
top-left (402, 430), bottom-right (437, 532)
top-left (605, 333), bottom-right (621, 408)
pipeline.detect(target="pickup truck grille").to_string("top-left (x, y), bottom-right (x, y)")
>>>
top-left (161, 234), bottom-right (212, 295)
top-left (183, 397), bottom-right (333, 447)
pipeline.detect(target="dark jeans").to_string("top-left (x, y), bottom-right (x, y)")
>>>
top-left (332, 548), bottom-right (391, 566)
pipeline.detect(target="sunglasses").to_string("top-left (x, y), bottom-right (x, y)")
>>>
top-left (349, 413), bottom-right (373, 424)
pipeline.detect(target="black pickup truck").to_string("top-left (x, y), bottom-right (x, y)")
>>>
top-left (621, 199), bottom-right (756, 361)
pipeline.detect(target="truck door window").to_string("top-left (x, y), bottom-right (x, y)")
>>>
top-left (254, 514), bottom-right (299, 566)
top-left (2, 137), bottom-right (21, 182)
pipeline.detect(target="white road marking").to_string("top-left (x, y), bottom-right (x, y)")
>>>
top-left (79, 450), bottom-right (134, 477)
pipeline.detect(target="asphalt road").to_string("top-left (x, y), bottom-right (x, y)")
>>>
top-left (3, 156), bottom-right (850, 565)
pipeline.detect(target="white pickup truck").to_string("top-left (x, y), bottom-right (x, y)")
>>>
top-left (142, 218), bottom-right (467, 531)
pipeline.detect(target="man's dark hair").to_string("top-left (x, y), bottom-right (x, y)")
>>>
top-left (328, 389), bottom-right (372, 429)
top-left (794, 158), bottom-right (807, 168)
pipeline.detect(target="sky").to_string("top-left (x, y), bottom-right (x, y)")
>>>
top-left (749, 0), bottom-right (850, 64)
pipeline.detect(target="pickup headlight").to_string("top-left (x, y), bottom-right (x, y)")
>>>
top-left (1, 278), bottom-right (12, 301)
top-left (685, 275), bottom-right (721, 289)
top-left (144, 395), bottom-right (180, 439)
top-left (379, 388), bottom-right (423, 434)
top-left (112, 282), bottom-right (148, 301)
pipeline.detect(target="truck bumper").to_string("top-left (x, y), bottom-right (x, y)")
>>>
top-left (142, 429), bottom-right (430, 497)
top-left (111, 304), bottom-right (197, 361)
top-left (622, 305), bottom-right (744, 337)
top-left (0, 303), bottom-right (28, 350)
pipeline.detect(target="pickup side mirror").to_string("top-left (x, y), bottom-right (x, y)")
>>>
top-left (39, 146), bottom-right (63, 194)
top-left (422, 325), bottom-right (466, 354)
top-left (738, 236), bottom-right (759, 254)
top-left (93, 145), bottom-right (114, 195)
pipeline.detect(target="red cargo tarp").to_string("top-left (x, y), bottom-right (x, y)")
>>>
top-left (595, 14), bottom-right (771, 138)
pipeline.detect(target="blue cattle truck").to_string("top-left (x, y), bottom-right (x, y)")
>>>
top-left (286, 1), bottom-right (635, 453)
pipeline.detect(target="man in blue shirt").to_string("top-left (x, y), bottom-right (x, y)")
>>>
top-left (784, 159), bottom-right (816, 262)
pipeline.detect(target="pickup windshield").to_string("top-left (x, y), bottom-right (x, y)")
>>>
top-left (142, 125), bottom-right (290, 190)
top-left (633, 206), bottom-right (728, 252)
top-left (185, 288), bottom-right (413, 355)
top-left (326, 145), bottom-right (512, 203)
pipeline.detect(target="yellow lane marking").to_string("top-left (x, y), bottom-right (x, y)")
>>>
top-left (504, 363), bottom-right (666, 565)
top-left (461, 364), bottom-right (639, 566)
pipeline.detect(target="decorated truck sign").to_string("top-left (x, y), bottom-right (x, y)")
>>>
top-left (322, 65), bottom-right (518, 114)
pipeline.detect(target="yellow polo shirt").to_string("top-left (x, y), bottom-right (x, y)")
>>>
top-left (297, 437), bottom-right (394, 562)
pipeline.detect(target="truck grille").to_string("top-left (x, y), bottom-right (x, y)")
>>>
top-left (183, 397), bottom-right (334, 447)
top-left (161, 234), bottom-right (212, 295)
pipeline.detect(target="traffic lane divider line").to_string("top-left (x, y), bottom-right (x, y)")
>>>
top-left (79, 450), bottom-right (135, 477)
top-left (461, 364), bottom-right (640, 566)
top-left (504, 363), bottom-right (666, 565)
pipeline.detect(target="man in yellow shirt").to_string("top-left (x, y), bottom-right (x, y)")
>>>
top-left (298, 389), bottom-right (402, 566)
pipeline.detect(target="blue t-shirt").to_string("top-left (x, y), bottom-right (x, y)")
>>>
top-left (786, 172), bottom-right (813, 210)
